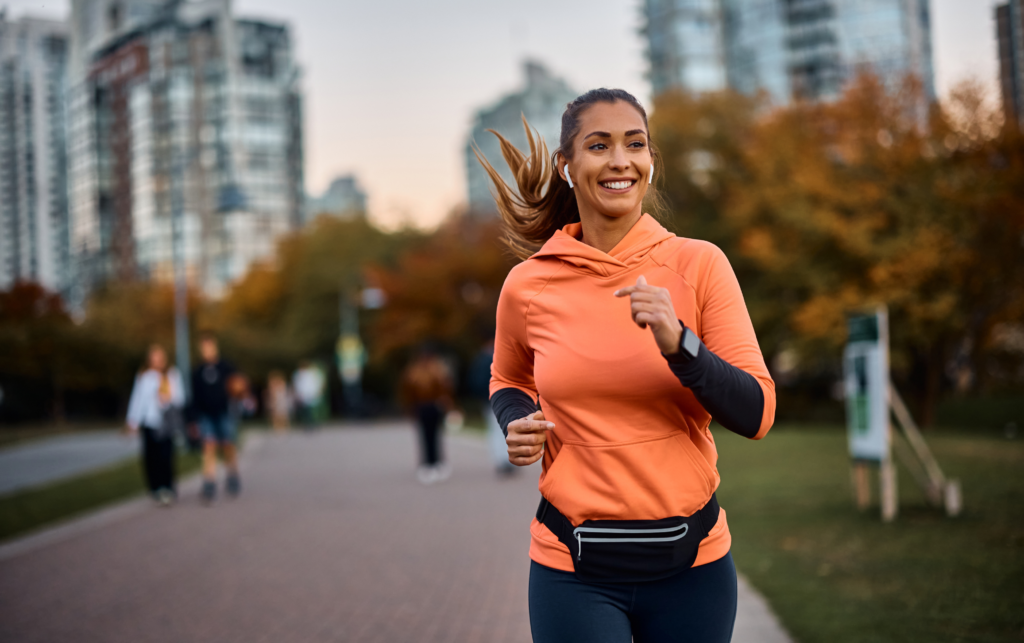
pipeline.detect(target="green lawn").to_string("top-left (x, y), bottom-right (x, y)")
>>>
top-left (715, 424), bottom-right (1023, 643)
top-left (0, 450), bottom-right (201, 542)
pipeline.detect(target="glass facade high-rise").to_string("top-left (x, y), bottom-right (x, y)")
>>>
top-left (0, 15), bottom-right (70, 295)
top-left (644, 0), bottom-right (935, 103)
top-left (644, 0), bottom-right (728, 95)
top-left (997, 0), bottom-right (1024, 130)
top-left (465, 61), bottom-right (577, 215)
top-left (66, 0), bottom-right (304, 300)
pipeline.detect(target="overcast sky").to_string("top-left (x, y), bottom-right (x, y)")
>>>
top-left (3, 0), bottom-right (1006, 229)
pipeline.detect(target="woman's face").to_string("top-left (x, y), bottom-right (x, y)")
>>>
top-left (560, 101), bottom-right (652, 221)
top-left (148, 347), bottom-right (167, 371)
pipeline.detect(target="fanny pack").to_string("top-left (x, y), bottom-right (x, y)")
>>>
top-left (536, 493), bottom-right (720, 583)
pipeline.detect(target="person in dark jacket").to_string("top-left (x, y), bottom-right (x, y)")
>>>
top-left (191, 333), bottom-right (240, 503)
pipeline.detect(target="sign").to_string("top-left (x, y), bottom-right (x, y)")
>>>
top-left (843, 308), bottom-right (890, 462)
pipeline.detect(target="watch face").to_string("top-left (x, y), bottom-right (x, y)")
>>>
top-left (683, 329), bottom-right (701, 358)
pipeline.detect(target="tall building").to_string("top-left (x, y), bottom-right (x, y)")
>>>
top-left (644, 0), bottom-right (935, 103)
top-left (305, 175), bottom-right (367, 221)
top-left (464, 61), bottom-right (577, 215)
top-left (0, 14), bottom-right (71, 295)
top-left (997, 0), bottom-right (1024, 130)
top-left (66, 0), bottom-right (304, 299)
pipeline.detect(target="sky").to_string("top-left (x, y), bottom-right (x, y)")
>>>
top-left (2, 0), bottom-right (1006, 229)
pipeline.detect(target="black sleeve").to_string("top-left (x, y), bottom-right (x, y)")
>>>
top-left (490, 388), bottom-right (538, 437)
top-left (665, 329), bottom-right (765, 439)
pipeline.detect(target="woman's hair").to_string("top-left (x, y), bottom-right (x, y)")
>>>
top-left (146, 343), bottom-right (168, 373)
top-left (474, 88), bottom-right (666, 259)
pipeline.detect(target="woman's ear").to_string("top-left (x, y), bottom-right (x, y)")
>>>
top-left (555, 153), bottom-right (573, 188)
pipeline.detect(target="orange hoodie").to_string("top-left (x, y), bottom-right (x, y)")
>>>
top-left (490, 214), bottom-right (776, 572)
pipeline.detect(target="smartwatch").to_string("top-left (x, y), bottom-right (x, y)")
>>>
top-left (666, 325), bottom-right (701, 363)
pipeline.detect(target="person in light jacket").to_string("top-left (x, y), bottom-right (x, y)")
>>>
top-left (126, 344), bottom-right (185, 505)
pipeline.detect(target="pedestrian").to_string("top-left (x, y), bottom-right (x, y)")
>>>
top-left (468, 339), bottom-right (514, 476)
top-left (126, 344), bottom-right (185, 506)
top-left (479, 89), bottom-right (776, 642)
top-left (399, 346), bottom-right (454, 485)
top-left (191, 333), bottom-right (241, 503)
top-left (265, 371), bottom-right (292, 432)
top-left (292, 361), bottom-right (324, 430)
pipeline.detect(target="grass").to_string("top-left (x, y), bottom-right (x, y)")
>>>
top-left (0, 449), bottom-right (201, 543)
top-left (714, 423), bottom-right (1024, 643)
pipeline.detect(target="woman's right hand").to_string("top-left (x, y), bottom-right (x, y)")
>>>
top-left (506, 410), bottom-right (554, 466)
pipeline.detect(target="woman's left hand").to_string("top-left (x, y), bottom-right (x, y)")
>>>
top-left (614, 275), bottom-right (682, 356)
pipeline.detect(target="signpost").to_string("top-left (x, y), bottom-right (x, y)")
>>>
top-left (843, 307), bottom-right (962, 521)
top-left (843, 308), bottom-right (896, 520)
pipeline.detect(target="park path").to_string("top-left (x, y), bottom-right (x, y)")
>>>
top-left (0, 431), bottom-right (136, 495)
top-left (0, 423), bottom-right (791, 643)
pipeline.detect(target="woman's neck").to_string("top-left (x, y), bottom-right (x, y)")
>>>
top-left (578, 208), bottom-right (643, 255)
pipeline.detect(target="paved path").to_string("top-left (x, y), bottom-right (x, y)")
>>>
top-left (0, 423), bottom-right (791, 642)
top-left (0, 431), bottom-right (136, 495)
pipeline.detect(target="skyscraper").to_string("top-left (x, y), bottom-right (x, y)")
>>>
top-left (997, 0), bottom-right (1024, 130)
top-left (306, 175), bottom-right (367, 221)
top-left (66, 0), bottom-right (304, 299)
top-left (464, 61), bottom-right (577, 215)
top-left (644, 0), bottom-right (935, 103)
top-left (0, 14), bottom-right (71, 295)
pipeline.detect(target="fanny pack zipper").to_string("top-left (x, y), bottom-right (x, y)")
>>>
top-left (572, 522), bottom-right (689, 561)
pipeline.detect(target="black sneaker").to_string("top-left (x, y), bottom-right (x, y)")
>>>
top-left (201, 480), bottom-right (216, 504)
top-left (226, 474), bottom-right (241, 497)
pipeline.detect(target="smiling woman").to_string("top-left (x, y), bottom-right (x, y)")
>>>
top-left (476, 89), bottom-right (777, 643)
top-left (473, 88), bottom-right (666, 260)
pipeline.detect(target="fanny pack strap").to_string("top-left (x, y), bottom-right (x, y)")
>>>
top-left (535, 493), bottom-right (720, 561)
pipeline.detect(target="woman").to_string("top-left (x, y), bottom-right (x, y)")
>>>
top-left (480, 89), bottom-right (776, 642)
top-left (399, 347), bottom-right (454, 485)
top-left (126, 344), bottom-right (186, 506)
top-left (265, 370), bottom-right (292, 432)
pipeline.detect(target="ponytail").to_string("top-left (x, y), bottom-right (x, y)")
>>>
top-left (474, 88), bottom-right (666, 260)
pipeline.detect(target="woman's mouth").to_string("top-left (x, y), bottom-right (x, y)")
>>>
top-left (599, 180), bottom-right (636, 192)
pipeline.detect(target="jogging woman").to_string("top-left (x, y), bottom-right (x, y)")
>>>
top-left (478, 89), bottom-right (776, 642)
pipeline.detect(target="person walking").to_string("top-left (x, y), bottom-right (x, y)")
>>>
top-left (399, 347), bottom-right (454, 485)
top-left (126, 344), bottom-right (185, 506)
top-left (191, 333), bottom-right (241, 503)
top-left (292, 361), bottom-right (324, 430)
top-left (479, 89), bottom-right (776, 642)
top-left (265, 371), bottom-right (292, 432)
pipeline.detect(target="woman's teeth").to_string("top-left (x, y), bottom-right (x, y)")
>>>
top-left (601, 181), bottom-right (633, 190)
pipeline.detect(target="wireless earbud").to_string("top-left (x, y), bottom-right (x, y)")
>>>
top-left (564, 164), bottom-right (574, 189)
top-left (649, 163), bottom-right (654, 185)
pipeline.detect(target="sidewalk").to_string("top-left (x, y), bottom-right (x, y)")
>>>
top-left (0, 431), bottom-right (137, 495)
top-left (0, 423), bottom-right (791, 642)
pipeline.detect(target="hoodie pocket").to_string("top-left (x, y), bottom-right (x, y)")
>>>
top-left (540, 432), bottom-right (714, 525)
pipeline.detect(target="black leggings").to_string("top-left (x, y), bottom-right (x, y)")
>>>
top-left (529, 552), bottom-right (737, 643)
top-left (415, 403), bottom-right (444, 466)
top-left (141, 427), bottom-right (176, 493)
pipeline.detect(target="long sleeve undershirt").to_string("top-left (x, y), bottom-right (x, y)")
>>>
top-left (490, 324), bottom-right (764, 439)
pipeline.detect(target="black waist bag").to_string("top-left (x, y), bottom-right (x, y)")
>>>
top-left (536, 493), bottom-right (720, 584)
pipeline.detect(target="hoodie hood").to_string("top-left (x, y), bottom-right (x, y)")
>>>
top-left (530, 213), bottom-right (676, 277)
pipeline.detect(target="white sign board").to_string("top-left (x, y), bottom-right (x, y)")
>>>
top-left (843, 309), bottom-right (890, 462)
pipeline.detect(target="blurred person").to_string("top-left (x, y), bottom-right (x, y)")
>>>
top-left (399, 346), bottom-right (454, 484)
top-left (191, 333), bottom-right (241, 504)
top-left (126, 344), bottom-right (185, 506)
top-left (479, 89), bottom-right (775, 643)
top-left (468, 339), bottom-right (514, 476)
top-left (265, 371), bottom-right (292, 431)
top-left (292, 361), bottom-right (324, 430)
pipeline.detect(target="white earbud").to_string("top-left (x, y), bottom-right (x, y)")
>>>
top-left (564, 164), bottom-right (574, 189)
top-left (649, 162), bottom-right (654, 185)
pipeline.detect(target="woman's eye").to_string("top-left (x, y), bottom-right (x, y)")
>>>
top-left (629, 141), bottom-right (646, 148)
top-left (589, 143), bottom-right (607, 151)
